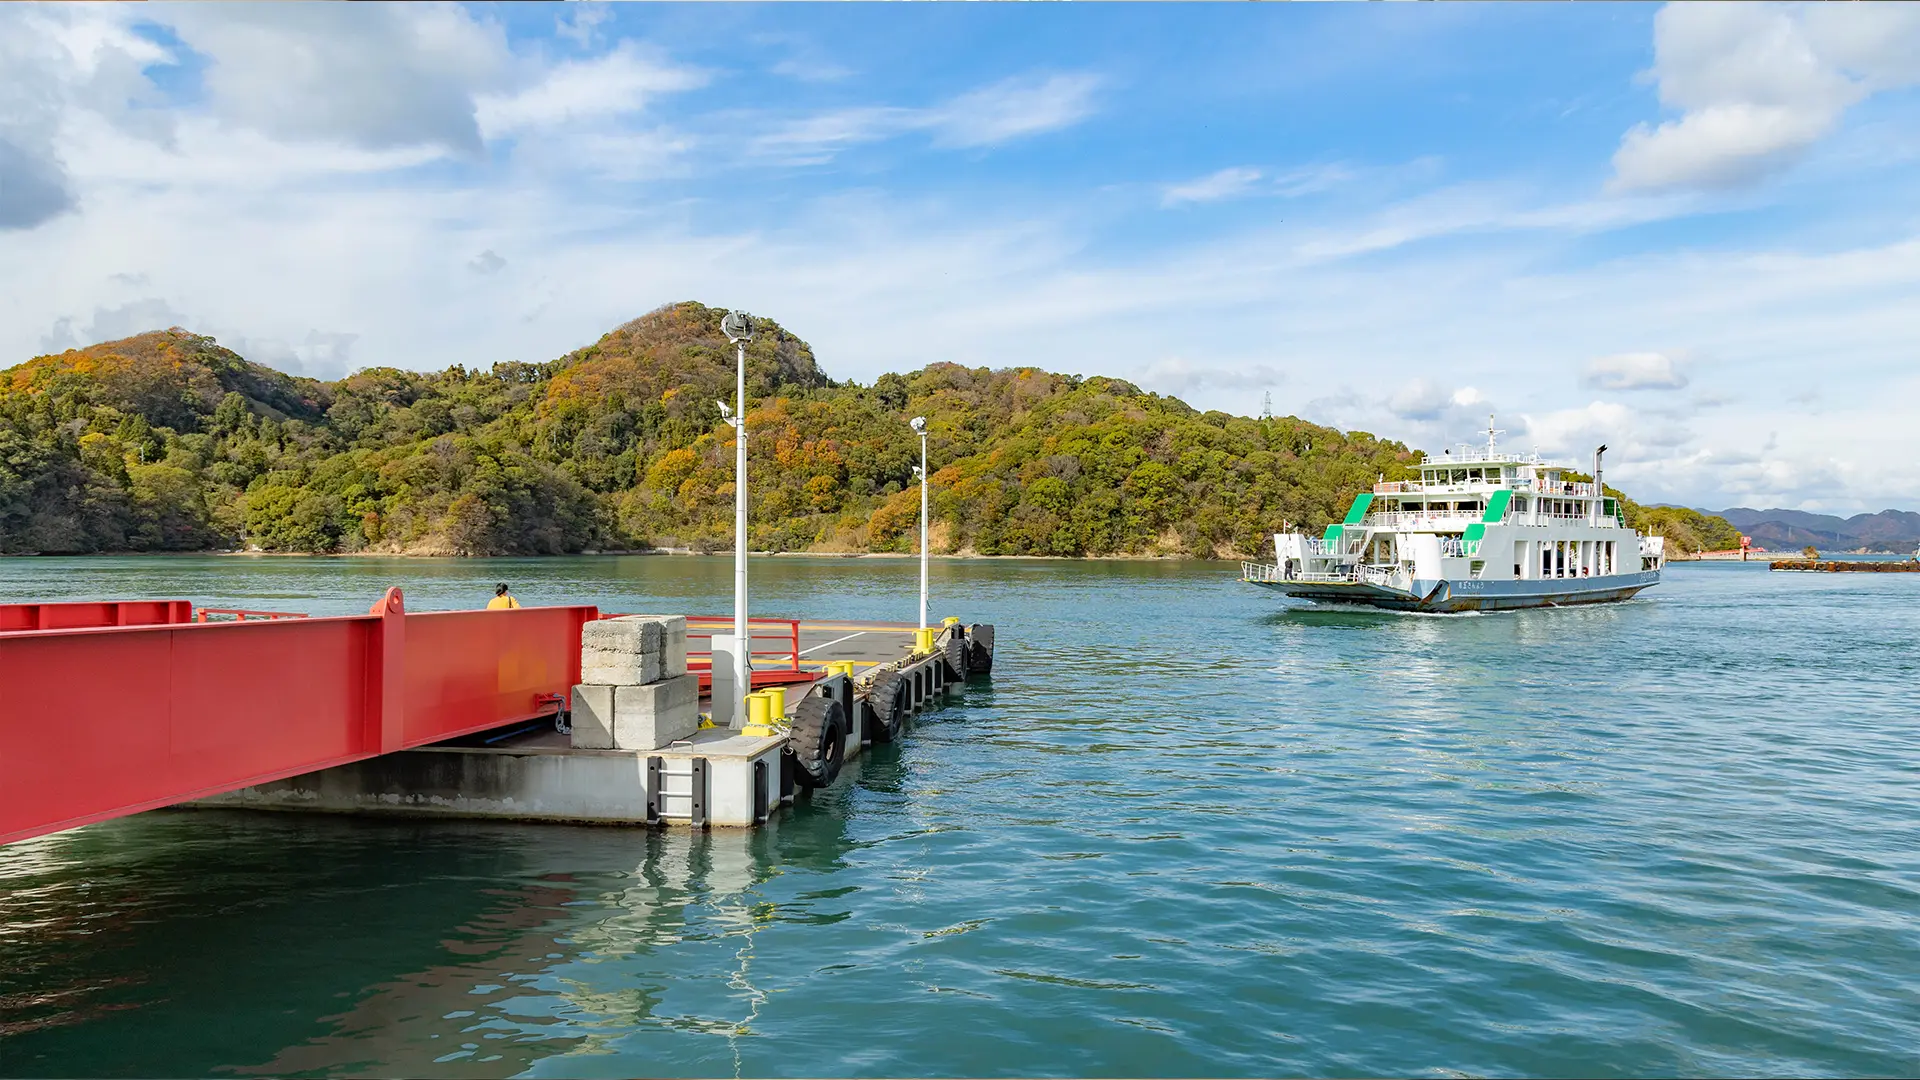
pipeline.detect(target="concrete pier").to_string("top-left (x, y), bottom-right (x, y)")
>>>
top-left (198, 618), bottom-right (994, 828)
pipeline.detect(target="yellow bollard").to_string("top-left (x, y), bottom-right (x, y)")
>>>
top-left (943, 616), bottom-right (961, 628)
top-left (746, 691), bottom-right (770, 728)
top-left (765, 686), bottom-right (786, 721)
top-left (829, 660), bottom-right (856, 679)
top-left (914, 628), bottom-right (935, 655)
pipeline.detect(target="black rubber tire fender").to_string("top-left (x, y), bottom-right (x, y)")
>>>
top-left (942, 631), bottom-right (969, 680)
top-left (966, 623), bottom-right (995, 674)
top-left (866, 670), bottom-right (908, 743)
top-left (786, 692), bottom-right (847, 791)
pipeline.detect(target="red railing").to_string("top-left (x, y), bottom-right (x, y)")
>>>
top-left (596, 613), bottom-right (814, 690)
top-left (686, 615), bottom-right (803, 673)
top-left (195, 608), bottom-right (310, 623)
top-left (0, 588), bottom-right (599, 846)
top-left (0, 600), bottom-right (194, 632)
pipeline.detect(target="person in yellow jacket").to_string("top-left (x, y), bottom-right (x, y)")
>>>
top-left (487, 583), bottom-right (521, 610)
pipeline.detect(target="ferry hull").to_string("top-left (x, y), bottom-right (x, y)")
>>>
top-left (1251, 571), bottom-right (1660, 613)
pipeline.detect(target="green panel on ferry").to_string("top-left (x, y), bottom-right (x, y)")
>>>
top-left (1483, 489), bottom-right (1511, 523)
top-left (1342, 493), bottom-right (1374, 525)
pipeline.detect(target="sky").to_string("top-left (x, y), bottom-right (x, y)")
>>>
top-left (3, 2), bottom-right (1918, 513)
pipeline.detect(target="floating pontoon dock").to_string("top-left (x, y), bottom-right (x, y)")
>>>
top-left (0, 596), bottom-right (995, 841)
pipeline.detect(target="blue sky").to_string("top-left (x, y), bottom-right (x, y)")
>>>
top-left (3, 2), bottom-right (1918, 513)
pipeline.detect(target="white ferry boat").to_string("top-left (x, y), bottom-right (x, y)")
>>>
top-left (1242, 421), bottom-right (1663, 612)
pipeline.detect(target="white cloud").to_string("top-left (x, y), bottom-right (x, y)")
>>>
top-left (160, 3), bottom-right (512, 156)
top-left (555, 3), bottom-right (611, 49)
top-left (1523, 400), bottom-right (1637, 458)
top-left (0, 4), bottom-right (177, 230)
top-left (226, 330), bottom-right (360, 379)
top-left (1387, 379), bottom-right (1460, 422)
top-left (1584, 351), bottom-right (1688, 391)
top-left (1136, 356), bottom-right (1285, 398)
top-left (755, 72), bottom-right (1100, 161)
top-left (1611, 2), bottom-right (1920, 192)
top-left (1162, 167), bottom-right (1262, 207)
top-left (1270, 163), bottom-right (1352, 199)
top-left (476, 42), bottom-right (705, 138)
top-left (933, 74), bottom-right (1100, 148)
top-left (6, 7), bottom-right (1920, 514)
top-left (1161, 163), bottom-right (1352, 208)
top-left (41, 298), bottom-right (195, 353)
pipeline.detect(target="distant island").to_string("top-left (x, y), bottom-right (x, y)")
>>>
top-left (1704, 507), bottom-right (1920, 554)
top-left (0, 301), bottom-right (1738, 559)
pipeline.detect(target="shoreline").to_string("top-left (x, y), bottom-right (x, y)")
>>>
top-left (1, 548), bottom-right (1235, 563)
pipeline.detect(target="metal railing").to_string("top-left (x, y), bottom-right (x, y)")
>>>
top-left (686, 616), bottom-right (804, 677)
top-left (194, 608), bottom-right (309, 623)
top-left (582, 612), bottom-right (818, 691)
top-left (1305, 537), bottom-right (1366, 557)
top-left (1357, 565), bottom-right (1405, 587)
top-left (1364, 510), bottom-right (1484, 528)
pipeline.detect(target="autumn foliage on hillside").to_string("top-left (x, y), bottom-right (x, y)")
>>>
top-left (2, 301), bottom-right (1427, 557)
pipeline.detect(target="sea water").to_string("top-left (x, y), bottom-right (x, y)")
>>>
top-left (1, 556), bottom-right (1915, 1077)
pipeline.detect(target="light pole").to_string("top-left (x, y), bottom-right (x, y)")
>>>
top-left (721, 310), bottom-right (753, 728)
top-left (910, 416), bottom-right (928, 630)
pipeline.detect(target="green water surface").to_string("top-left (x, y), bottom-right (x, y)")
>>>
top-left (0, 556), bottom-right (1916, 1077)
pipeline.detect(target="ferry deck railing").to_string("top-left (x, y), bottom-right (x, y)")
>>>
top-left (1376, 479), bottom-right (1601, 497)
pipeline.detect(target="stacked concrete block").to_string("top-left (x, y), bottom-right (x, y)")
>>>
top-left (573, 616), bottom-right (698, 751)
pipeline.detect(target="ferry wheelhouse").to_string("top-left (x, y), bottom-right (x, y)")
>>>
top-left (1242, 422), bottom-right (1664, 612)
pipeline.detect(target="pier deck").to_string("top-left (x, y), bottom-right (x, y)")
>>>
top-left (1, 598), bottom-right (993, 840)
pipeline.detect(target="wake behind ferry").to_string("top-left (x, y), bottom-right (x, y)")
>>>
top-left (1242, 421), bottom-right (1664, 613)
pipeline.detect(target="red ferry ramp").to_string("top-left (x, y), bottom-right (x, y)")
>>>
top-left (0, 588), bottom-right (598, 847)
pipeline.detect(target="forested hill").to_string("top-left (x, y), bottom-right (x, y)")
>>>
top-left (0, 301), bottom-right (1727, 558)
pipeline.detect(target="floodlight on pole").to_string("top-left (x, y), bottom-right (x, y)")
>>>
top-left (910, 416), bottom-right (928, 631)
top-left (722, 311), bottom-right (753, 728)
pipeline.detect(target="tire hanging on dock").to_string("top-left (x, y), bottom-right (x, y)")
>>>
top-left (866, 670), bottom-right (910, 743)
top-left (966, 623), bottom-right (995, 674)
top-left (786, 693), bottom-right (847, 790)
top-left (941, 631), bottom-right (969, 680)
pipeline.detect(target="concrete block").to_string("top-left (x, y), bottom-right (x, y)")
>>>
top-left (581, 615), bottom-right (687, 684)
top-left (583, 615), bottom-right (661, 653)
top-left (570, 684), bottom-right (616, 749)
top-left (612, 673), bottom-right (701, 750)
top-left (624, 615), bottom-right (688, 677)
top-left (581, 644), bottom-right (662, 686)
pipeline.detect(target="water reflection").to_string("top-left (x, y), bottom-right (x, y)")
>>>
top-left (0, 808), bottom-right (867, 1079)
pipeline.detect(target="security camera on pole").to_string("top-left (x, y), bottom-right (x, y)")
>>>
top-left (910, 416), bottom-right (929, 631)
top-left (720, 311), bottom-right (754, 728)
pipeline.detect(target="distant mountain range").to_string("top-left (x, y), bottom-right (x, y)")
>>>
top-left (1708, 507), bottom-right (1920, 552)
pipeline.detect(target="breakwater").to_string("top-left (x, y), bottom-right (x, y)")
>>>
top-left (1771, 559), bottom-right (1920, 572)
